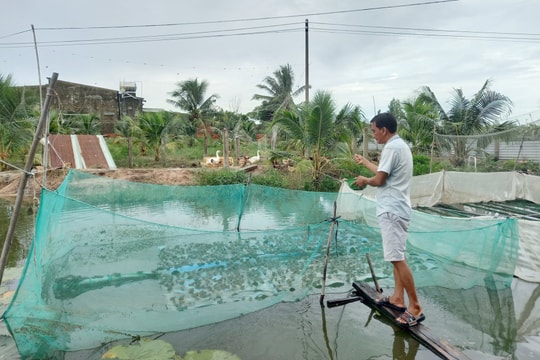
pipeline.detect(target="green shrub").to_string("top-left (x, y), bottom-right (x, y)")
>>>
top-left (250, 168), bottom-right (287, 188)
top-left (332, 158), bottom-right (371, 179)
top-left (412, 154), bottom-right (444, 175)
top-left (197, 168), bottom-right (248, 185)
top-left (412, 155), bottom-right (430, 176)
top-left (304, 175), bottom-right (341, 192)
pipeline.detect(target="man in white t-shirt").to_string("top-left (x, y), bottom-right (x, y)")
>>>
top-left (353, 112), bottom-right (424, 327)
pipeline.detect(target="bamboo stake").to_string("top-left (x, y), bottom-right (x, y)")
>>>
top-left (320, 201), bottom-right (339, 306)
top-left (0, 72), bottom-right (58, 285)
top-left (366, 253), bottom-right (382, 294)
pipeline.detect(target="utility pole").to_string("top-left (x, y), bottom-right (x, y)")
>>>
top-left (32, 24), bottom-right (49, 185)
top-left (31, 25), bottom-right (43, 112)
top-left (305, 19), bottom-right (309, 104)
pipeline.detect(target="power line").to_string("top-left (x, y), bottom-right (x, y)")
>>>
top-left (0, 22), bottom-right (302, 48)
top-left (0, 28), bottom-right (303, 48)
top-left (32, 0), bottom-right (458, 30)
top-left (0, 29), bottom-right (31, 40)
top-left (1, 0), bottom-right (538, 51)
top-left (2, 0), bottom-right (537, 48)
top-left (310, 26), bottom-right (540, 43)
top-left (311, 22), bottom-right (540, 37)
top-left (3, 20), bottom-right (540, 49)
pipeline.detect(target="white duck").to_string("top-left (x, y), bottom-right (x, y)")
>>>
top-left (207, 150), bottom-right (221, 164)
top-left (248, 150), bottom-right (260, 164)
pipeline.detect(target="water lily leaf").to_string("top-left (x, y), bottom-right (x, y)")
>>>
top-left (101, 338), bottom-right (177, 360)
top-left (182, 349), bottom-right (241, 360)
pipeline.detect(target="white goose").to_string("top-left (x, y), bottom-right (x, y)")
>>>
top-left (207, 150), bottom-right (221, 164)
top-left (248, 150), bottom-right (260, 164)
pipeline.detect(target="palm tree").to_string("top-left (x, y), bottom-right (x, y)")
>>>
top-left (115, 115), bottom-right (142, 168)
top-left (213, 109), bottom-right (253, 165)
top-left (252, 64), bottom-right (305, 120)
top-left (272, 90), bottom-right (362, 183)
top-left (137, 111), bottom-right (175, 161)
top-left (72, 113), bottom-right (102, 134)
top-left (167, 78), bottom-right (218, 156)
top-left (47, 110), bottom-right (70, 135)
top-left (398, 96), bottom-right (439, 155)
top-left (0, 74), bottom-right (36, 170)
top-left (419, 79), bottom-right (514, 166)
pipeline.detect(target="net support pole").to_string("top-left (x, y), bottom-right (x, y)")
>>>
top-left (0, 72), bottom-right (58, 285)
top-left (320, 201), bottom-right (338, 306)
top-left (366, 253), bottom-right (382, 293)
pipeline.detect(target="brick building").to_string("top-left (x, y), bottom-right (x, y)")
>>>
top-left (27, 79), bottom-right (144, 134)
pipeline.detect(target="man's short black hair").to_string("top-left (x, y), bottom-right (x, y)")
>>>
top-left (370, 112), bottom-right (397, 133)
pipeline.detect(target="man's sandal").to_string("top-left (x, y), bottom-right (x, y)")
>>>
top-left (374, 296), bottom-right (406, 312)
top-left (396, 310), bottom-right (426, 327)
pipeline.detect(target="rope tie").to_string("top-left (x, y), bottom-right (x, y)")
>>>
top-left (0, 159), bottom-right (33, 176)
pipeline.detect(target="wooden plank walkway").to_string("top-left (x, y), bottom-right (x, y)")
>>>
top-left (327, 281), bottom-right (471, 360)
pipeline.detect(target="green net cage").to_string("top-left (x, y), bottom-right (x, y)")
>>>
top-left (2, 170), bottom-right (519, 359)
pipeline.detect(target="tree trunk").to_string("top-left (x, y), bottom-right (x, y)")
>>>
top-left (223, 128), bottom-right (229, 169)
top-left (363, 127), bottom-right (369, 158)
top-left (154, 145), bottom-right (160, 162)
top-left (203, 134), bottom-right (208, 157)
top-left (235, 135), bottom-right (240, 166)
top-left (128, 136), bottom-right (133, 168)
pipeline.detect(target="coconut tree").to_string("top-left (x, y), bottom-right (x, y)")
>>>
top-left (167, 78), bottom-right (218, 155)
top-left (398, 96), bottom-right (439, 155)
top-left (212, 109), bottom-right (253, 165)
top-left (272, 90), bottom-right (362, 183)
top-left (0, 74), bottom-right (36, 170)
top-left (72, 113), bottom-right (102, 134)
top-left (419, 79), bottom-right (514, 166)
top-left (252, 64), bottom-right (307, 150)
top-left (115, 115), bottom-right (142, 168)
top-left (47, 110), bottom-right (70, 135)
top-left (137, 111), bottom-right (175, 161)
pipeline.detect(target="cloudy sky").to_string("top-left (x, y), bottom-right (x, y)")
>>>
top-left (2, 0), bottom-right (539, 122)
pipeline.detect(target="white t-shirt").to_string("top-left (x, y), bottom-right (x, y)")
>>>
top-left (375, 134), bottom-right (413, 220)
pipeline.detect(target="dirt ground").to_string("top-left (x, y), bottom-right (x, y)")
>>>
top-left (0, 167), bottom-right (200, 199)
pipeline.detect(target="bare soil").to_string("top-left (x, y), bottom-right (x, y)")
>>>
top-left (0, 168), bottom-right (200, 199)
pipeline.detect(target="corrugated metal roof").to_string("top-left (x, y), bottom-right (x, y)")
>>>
top-left (46, 134), bottom-right (116, 170)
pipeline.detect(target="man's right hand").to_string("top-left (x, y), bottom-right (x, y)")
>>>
top-left (354, 154), bottom-right (365, 165)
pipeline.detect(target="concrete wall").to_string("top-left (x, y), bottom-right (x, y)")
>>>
top-left (26, 80), bottom-right (144, 134)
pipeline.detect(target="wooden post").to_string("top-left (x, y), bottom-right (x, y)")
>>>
top-left (363, 127), bottom-right (369, 158)
top-left (0, 72), bottom-right (58, 285)
top-left (366, 253), bottom-right (382, 293)
top-left (223, 128), bottom-right (229, 168)
top-left (234, 135), bottom-right (240, 167)
top-left (305, 19), bottom-right (309, 104)
top-left (320, 201), bottom-right (338, 306)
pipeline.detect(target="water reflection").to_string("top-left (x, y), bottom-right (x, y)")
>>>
top-left (422, 281), bottom-right (517, 356)
top-left (321, 292), bottom-right (424, 359)
top-left (317, 276), bottom-right (540, 359)
top-left (61, 173), bottom-right (338, 231)
top-left (372, 312), bottom-right (421, 359)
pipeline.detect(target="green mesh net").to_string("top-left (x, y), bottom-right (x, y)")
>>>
top-left (2, 170), bottom-right (519, 358)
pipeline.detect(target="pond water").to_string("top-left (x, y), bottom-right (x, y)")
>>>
top-left (1, 197), bottom-right (540, 360)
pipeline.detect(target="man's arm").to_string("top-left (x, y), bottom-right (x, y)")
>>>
top-left (353, 154), bottom-right (388, 188)
top-left (354, 154), bottom-right (378, 175)
top-left (355, 171), bottom-right (388, 188)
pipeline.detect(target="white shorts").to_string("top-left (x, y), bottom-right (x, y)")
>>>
top-left (377, 212), bottom-right (410, 262)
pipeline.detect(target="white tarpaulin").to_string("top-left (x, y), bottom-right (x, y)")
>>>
top-left (338, 170), bottom-right (540, 282)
